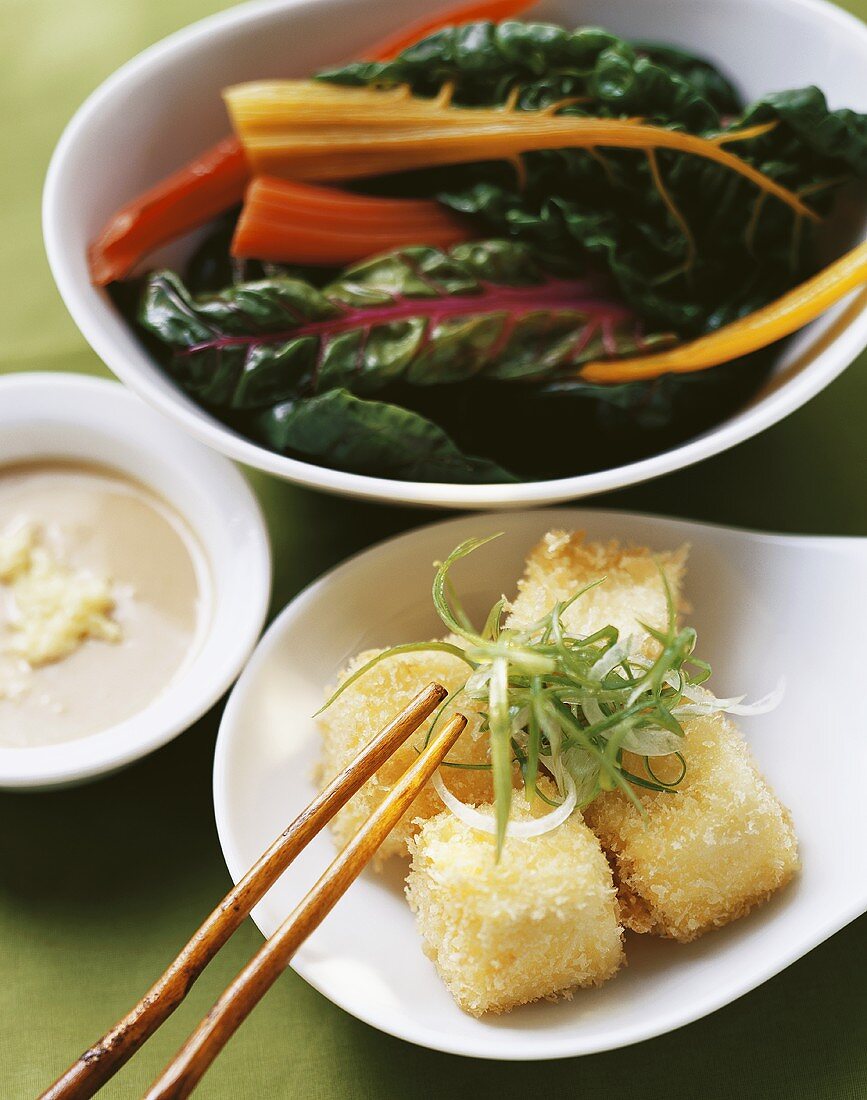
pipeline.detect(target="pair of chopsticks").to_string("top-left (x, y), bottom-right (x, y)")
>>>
top-left (41, 682), bottom-right (463, 1100)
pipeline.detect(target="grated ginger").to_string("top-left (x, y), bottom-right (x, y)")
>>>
top-left (0, 522), bottom-right (121, 667)
top-left (0, 522), bottom-right (37, 582)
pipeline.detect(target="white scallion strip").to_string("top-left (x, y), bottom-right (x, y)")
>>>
top-left (582, 697), bottom-right (606, 726)
top-left (674, 677), bottom-right (786, 716)
top-left (590, 636), bottom-right (635, 681)
top-left (620, 725), bottom-right (684, 755)
top-left (510, 704), bottom-right (530, 732)
top-left (463, 666), bottom-right (492, 696)
top-left (432, 770), bottom-right (577, 839)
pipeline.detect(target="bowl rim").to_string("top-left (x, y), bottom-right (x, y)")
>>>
top-left (0, 372), bottom-right (271, 788)
top-left (42, 0), bottom-right (867, 510)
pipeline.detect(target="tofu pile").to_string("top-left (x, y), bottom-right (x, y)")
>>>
top-left (317, 531), bottom-right (799, 1015)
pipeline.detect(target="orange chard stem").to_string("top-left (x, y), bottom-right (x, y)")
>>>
top-left (231, 176), bottom-right (471, 263)
top-left (224, 81), bottom-right (818, 223)
top-left (89, 4), bottom-right (523, 283)
top-left (88, 138), bottom-right (248, 285)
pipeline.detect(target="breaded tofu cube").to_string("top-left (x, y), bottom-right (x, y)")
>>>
top-left (506, 530), bottom-right (797, 940)
top-left (584, 712), bottom-right (799, 941)
top-left (406, 789), bottom-right (624, 1016)
top-left (318, 646), bottom-right (492, 861)
top-left (507, 530), bottom-right (688, 653)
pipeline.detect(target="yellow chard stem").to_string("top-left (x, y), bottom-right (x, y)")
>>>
top-left (580, 239), bottom-right (867, 384)
top-left (224, 81), bottom-right (816, 221)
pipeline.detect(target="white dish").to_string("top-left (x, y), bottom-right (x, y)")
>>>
top-left (43, 0), bottom-right (867, 510)
top-left (0, 373), bottom-right (270, 789)
top-left (214, 508), bottom-right (867, 1059)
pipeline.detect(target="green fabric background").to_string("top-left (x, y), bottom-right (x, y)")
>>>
top-left (1, 1), bottom-right (865, 1096)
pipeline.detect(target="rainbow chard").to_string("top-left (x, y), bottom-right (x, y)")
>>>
top-left (138, 240), bottom-right (674, 411)
top-left (137, 239), bottom-right (682, 482)
top-left (318, 22), bottom-right (867, 332)
top-left (319, 24), bottom-right (742, 127)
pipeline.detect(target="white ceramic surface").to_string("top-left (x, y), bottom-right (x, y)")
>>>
top-left (214, 509), bottom-right (867, 1059)
top-left (0, 373), bottom-right (271, 789)
top-left (44, 0), bottom-right (867, 509)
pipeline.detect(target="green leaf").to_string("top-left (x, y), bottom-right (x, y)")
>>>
top-left (137, 241), bottom-right (674, 410)
top-left (250, 388), bottom-right (517, 483)
top-left (629, 40), bottom-right (741, 117)
top-left (320, 23), bottom-right (732, 130)
top-left (319, 21), bottom-right (867, 334)
top-left (733, 86), bottom-right (867, 177)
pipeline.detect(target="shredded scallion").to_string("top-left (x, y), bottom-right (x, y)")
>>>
top-left (319, 535), bottom-right (781, 858)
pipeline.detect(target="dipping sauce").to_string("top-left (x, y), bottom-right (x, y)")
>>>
top-left (0, 462), bottom-right (209, 747)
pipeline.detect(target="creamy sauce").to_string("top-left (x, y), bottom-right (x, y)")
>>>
top-left (0, 462), bottom-right (209, 747)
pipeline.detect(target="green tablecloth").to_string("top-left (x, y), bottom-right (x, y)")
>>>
top-left (2, 1), bottom-right (866, 1095)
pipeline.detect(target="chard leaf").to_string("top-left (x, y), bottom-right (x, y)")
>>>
top-left (319, 21), bottom-right (867, 334)
top-left (629, 41), bottom-right (741, 116)
top-left (137, 241), bottom-right (673, 411)
top-left (249, 388), bottom-right (517, 483)
top-left (732, 86), bottom-right (867, 177)
top-left (320, 23), bottom-right (733, 130)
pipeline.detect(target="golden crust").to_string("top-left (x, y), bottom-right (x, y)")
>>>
top-left (584, 713), bottom-right (800, 941)
top-left (317, 645), bottom-right (493, 862)
top-left (406, 788), bottom-right (624, 1016)
top-left (506, 530), bottom-right (689, 656)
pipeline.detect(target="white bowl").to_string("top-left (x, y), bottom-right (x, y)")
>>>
top-left (44, 0), bottom-right (867, 510)
top-left (0, 374), bottom-right (270, 789)
top-left (214, 509), bottom-right (867, 1059)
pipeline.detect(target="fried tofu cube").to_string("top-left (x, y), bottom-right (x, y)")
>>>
top-left (317, 646), bottom-right (491, 862)
top-left (406, 789), bottom-right (624, 1016)
top-left (584, 712), bottom-right (799, 941)
top-left (506, 530), bottom-right (797, 940)
top-left (506, 530), bottom-right (688, 653)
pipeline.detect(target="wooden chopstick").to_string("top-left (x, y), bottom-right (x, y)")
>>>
top-left (40, 682), bottom-right (448, 1100)
top-left (143, 710), bottom-right (468, 1100)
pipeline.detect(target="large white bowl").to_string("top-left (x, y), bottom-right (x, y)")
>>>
top-left (44, 0), bottom-right (867, 509)
top-left (0, 374), bottom-right (271, 789)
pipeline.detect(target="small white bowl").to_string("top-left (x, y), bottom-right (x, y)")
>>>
top-left (0, 373), bottom-right (271, 789)
top-left (44, 0), bottom-right (867, 509)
